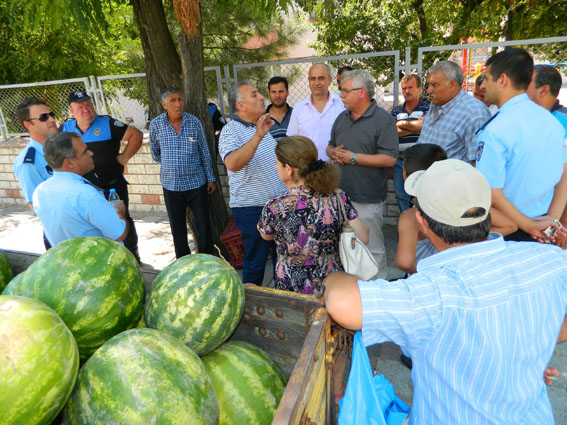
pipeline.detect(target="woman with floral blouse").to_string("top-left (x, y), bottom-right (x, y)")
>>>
top-left (257, 136), bottom-right (368, 296)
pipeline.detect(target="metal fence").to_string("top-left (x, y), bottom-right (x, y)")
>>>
top-left (1, 36), bottom-right (567, 140)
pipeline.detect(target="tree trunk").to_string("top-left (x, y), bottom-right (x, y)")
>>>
top-left (131, 0), bottom-right (230, 257)
top-left (131, 0), bottom-right (182, 120)
top-left (178, 11), bottom-right (230, 256)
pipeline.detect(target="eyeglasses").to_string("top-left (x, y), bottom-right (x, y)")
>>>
top-left (27, 112), bottom-right (55, 122)
top-left (339, 87), bottom-right (362, 94)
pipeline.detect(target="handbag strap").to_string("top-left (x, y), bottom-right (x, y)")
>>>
top-left (335, 189), bottom-right (348, 227)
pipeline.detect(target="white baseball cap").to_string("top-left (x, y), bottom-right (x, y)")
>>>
top-left (404, 159), bottom-right (491, 226)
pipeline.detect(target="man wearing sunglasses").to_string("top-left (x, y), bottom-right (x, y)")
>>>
top-left (14, 98), bottom-right (58, 212)
top-left (61, 90), bottom-right (143, 263)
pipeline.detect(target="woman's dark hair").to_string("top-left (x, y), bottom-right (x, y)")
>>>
top-left (416, 202), bottom-right (491, 244)
top-left (403, 144), bottom-right (447, 177)
top-left (275, 136), bottom-right (340, 194)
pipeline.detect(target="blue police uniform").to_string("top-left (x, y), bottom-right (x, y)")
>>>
top-left (476, 94), bottom-right (566, 219)
top-left (32, 171), bottom-right (126, 246)
top-left (61, 115), bottom-right (139, 258)
top-left (13, 139), bottom-right (53, 203)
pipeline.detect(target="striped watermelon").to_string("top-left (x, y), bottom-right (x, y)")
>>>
top-left (5, 237), bottom-right (144, 361)
top-left (202, 341), bottom-right (287, 425)
top-left (63, 328), bottom-right (219, 425)
top-left (145, 254), bottom-right (244, 356)
top-left (0, 295), bottom-right (79, 425)
top-left (0, 250), bottom-right (13, 292)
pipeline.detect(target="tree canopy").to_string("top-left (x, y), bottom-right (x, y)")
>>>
top-left (311, 0), bottom-right (567, 57)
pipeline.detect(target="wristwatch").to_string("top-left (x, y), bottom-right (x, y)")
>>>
top-left (350, 153), bottom-right (357, 165)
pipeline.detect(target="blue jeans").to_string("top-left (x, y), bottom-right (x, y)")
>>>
top-left (231, 206), bottom-right (276, 285)
top-left (393, 158), bottom-right (412, 213)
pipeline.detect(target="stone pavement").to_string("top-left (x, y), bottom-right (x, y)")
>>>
top-left (0, 203), bottom-right (565, 423)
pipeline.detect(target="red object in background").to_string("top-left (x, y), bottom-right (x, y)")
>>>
top-left (220, 217), bottom-right (244, 269)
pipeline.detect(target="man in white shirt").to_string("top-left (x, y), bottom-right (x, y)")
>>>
top-left (286, 63), bottom-right (344, 160)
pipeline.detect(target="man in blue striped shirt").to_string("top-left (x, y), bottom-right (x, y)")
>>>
top-left (324, 159), bottom-right (567, 425)
top-left (149, 89), bottom-right (216, 258)
top-left (219, 81), bottom-right (286, 284)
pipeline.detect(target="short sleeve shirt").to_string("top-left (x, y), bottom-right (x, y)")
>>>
top-left (359, 234), bottom-right (567, 425)
top-left (61, 115), bottom-right (128, 186)
top-left (13, 140), bottom-right (53, 202)
top-left (258, 186), bottom-right (357, 295)
top-left (476, 94), bottom-right (567, 218)
top-left (219, 118), bottom-right (286, 207)
top-left (329, 101), bottom-right (399, 203)
top-left (32, 171), bottom-right (126, 246)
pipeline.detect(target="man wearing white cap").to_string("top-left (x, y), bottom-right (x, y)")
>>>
top-left (324, 159), bottom-right (567, 425)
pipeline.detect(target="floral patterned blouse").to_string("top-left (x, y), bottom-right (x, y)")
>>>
top-left (258, 185), bottom-right (357, 295)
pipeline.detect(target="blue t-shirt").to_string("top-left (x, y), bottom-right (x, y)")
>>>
top-left (476, 94), bottom-right (566, 218)
top-left (32, 171), bottom-right (126, 246)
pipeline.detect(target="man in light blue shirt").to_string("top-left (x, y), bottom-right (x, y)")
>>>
top-left (417, 61), bottom-right (491, 162)
top-left (476, 48), bottom-right (567, 242)
top-left (13, 97), bottom-right (58, 249)
top-left (33, 132), bottom-right (128, 246)
top-left (324, 159), bottom-right (567, 425)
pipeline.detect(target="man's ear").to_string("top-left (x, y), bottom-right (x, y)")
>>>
top-left (539, 84), bottom-right (551, 99)
top-left (415, 210), bottom-right (430, 236)
top-left (22, 120), bottom-right (32, 132)
top-left (62, 157), bottom-right (74, 171)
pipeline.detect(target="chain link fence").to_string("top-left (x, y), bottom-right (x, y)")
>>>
top-left (0, 78), bottom-right (90, 138)
top-left (232, 51), bottom-right (400, 113)
top-left (417, 37), bottom-right (567, 102)
top-left (2, 37), bottom-right (567, 140)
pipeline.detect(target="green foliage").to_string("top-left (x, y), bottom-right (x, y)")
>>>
top-left (311, 0), bottom-right (567, 57)
top-left (0, 1), bottom-right (142, 84)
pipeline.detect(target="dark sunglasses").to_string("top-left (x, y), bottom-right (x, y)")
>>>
top-left (28, 112), bottom-right (55, 122)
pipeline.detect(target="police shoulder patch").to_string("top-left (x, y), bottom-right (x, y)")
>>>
top-left (476, 141), bottom-right (485, 162)
top-left (113, 120), bottom-right (125, 127)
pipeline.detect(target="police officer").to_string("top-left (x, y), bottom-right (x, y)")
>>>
top-left (61, 90), bottom-right (143, 262)
top-left (33, 132), bottom-right (128, 246)
top-left (13, 97), bottom-right (58, 249)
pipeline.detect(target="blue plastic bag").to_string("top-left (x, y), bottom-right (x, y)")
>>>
top-left (338, 332), bottom-right (410, 425)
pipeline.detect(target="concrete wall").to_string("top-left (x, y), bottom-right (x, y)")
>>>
top-left (0, 135), bottom-right (400, 225)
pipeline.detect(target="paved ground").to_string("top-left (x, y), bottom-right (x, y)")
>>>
top-left (1, 203), bottom-right (565, 423)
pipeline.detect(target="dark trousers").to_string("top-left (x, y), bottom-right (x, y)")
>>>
top-left (101, 176), bottom-right (139, 258)
top-left (504, 229), bottom-right (538, 242)
top-left (163, 185), bottom-right (213, 259)
top-left (231, 206), bottom-right (276, 285)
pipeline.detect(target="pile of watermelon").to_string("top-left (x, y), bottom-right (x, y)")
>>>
top-left (1, 240), bottom-right (288, 425)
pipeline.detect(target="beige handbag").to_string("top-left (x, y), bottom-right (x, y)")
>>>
top-left (336, 190), bottom-right (379, 280)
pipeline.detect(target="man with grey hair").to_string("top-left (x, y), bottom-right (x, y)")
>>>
top-left (286, 63), bottom-right (344, 160)
top-left (149, 89), bottom-right (217, 259)
top-left (327, 69), bottom-right (398, 279)
top-left (33, 132), bottom-right (128, 246)
top-left (219, 81), bottom-right (286, 285)
top-left (417, 60), bottom-right (491, 162)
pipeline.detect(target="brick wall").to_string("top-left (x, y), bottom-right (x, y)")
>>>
top-left (0, 135), bottom-right (400, 224)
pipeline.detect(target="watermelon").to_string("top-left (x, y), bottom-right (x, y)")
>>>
top-left (0, 295), bottom-right (79, 425)
top-left (145, 253), bottom-right (244, 355)
top-left (2, 271), bottom-right (24, 295)
top-left (202, 341), bottom-right (287, 425)
top-left (0, 250), bottom-right (13, 291)
top-left (5, 237), bottom-right (144, 361)
top-left (63, 328), bottom-right (219, 425)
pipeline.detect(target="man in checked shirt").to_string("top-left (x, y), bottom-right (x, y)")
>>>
top-left (150, 89), bottom-right (216, 258)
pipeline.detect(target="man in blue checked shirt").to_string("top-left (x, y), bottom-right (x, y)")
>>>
top-left (149, 89), bottom-right (216, 258)
top-left (324, 159), bottom-right (567, 425)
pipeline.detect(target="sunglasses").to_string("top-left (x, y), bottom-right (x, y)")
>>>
top-left (28, 112), bottom-right (55, 122)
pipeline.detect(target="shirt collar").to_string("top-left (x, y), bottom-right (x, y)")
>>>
top-left (346, 99), bottom-right (377, 120)
top-left (417, 233), bottom-right (505, 273)
top-left (498, 93), bottom-right (529, 114)
top-left (550, 100), bottom-right (564, 114)
top-left (29, 139), bottom-right (45, 152)
top-left (232, 115), bottom-right (256, 127)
